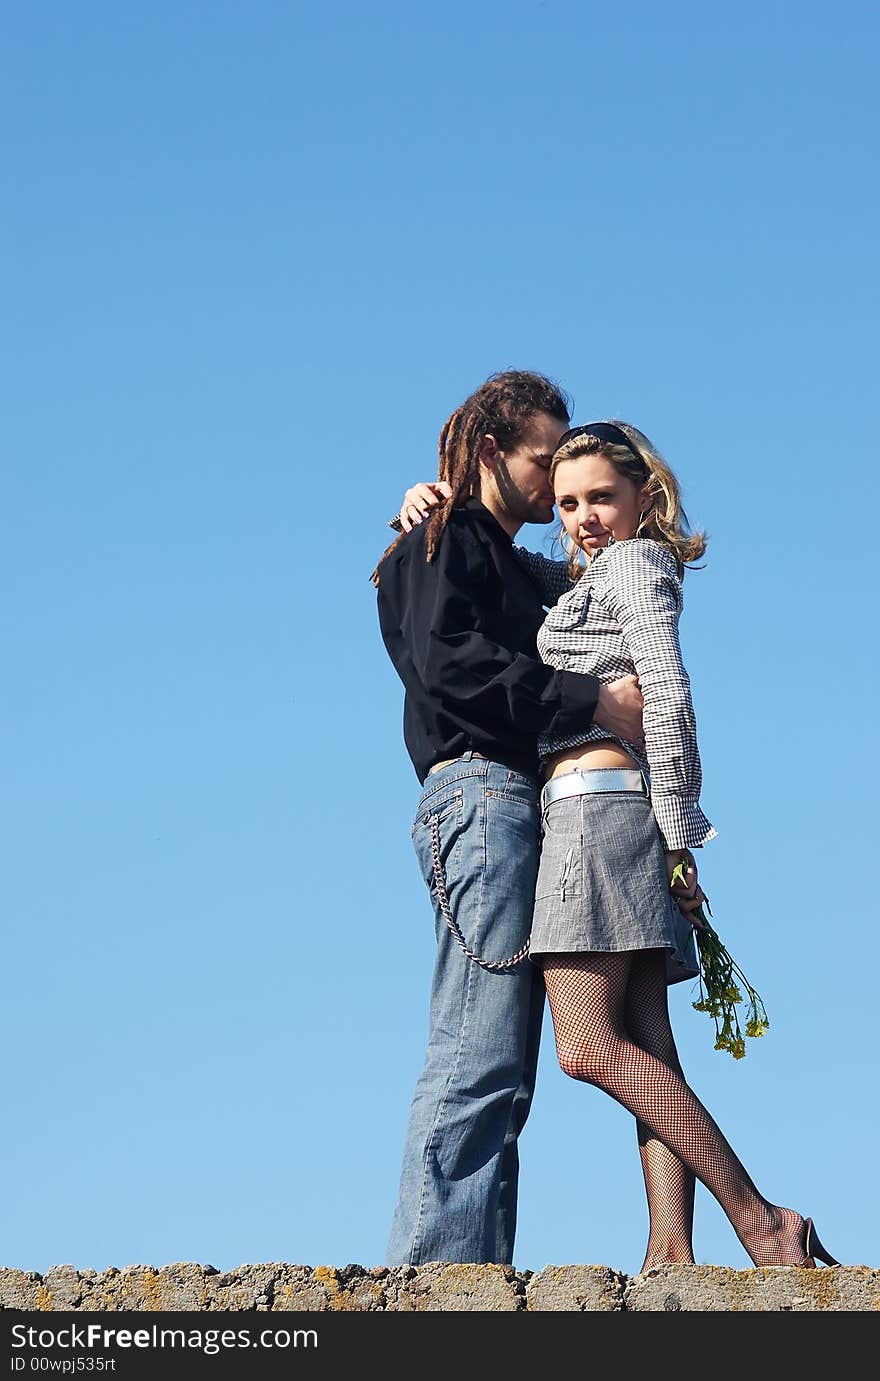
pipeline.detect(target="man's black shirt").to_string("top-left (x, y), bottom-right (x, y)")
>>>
top-left (376, 498), bottom-right (600, 783)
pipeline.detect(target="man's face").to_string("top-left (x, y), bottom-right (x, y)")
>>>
top-left (489, 411), bottom-right (569, 527)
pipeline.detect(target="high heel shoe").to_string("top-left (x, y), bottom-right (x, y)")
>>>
top-left (802, 1217), bottom-right (839, 1268)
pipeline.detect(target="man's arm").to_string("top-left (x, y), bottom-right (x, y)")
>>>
top-left (381, 521), bottom-right (600, 742)
top-left (384, 483), bottom-right (645, 745)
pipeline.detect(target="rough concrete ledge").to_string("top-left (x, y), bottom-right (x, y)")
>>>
top-left (1, 1263), bottom-right (877, 1312)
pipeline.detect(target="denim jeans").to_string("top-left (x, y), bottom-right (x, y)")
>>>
top-left (386, 754), bottom-right (545, 1266)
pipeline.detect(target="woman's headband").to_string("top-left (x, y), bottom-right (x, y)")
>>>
top-left (554, 421), bottom-right (643, 461)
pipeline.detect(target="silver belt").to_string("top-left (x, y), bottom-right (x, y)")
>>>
top-left (541, 767), bottom-right (648, 811)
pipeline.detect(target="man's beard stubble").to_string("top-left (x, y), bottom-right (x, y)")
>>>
top-left (492, 461), bottom-right (555, 528)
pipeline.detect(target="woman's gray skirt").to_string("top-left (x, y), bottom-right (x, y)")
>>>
top-left (529, 792), bottom-right (699, 986)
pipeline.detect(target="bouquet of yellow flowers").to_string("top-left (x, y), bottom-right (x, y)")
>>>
top-left (671, 855), bottom-right (769, 1059)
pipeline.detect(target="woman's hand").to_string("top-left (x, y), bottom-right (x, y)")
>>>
top-left (397, 480), bottom-right (452, 532)
top-left (666, 849), bottom-right (707, 927)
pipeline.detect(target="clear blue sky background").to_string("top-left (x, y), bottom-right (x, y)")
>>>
top-left (5, 1), bottom-right (878, 1279)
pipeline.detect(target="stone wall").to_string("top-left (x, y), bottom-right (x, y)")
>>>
top-left (2, 1262), bottom-right (877, 1312)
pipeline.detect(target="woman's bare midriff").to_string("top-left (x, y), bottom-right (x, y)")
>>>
top-left (543, 739), bottom-right (641, 782)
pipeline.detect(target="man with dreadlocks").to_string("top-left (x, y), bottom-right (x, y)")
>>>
top-left (373, 370), bottom-right (645, 1266)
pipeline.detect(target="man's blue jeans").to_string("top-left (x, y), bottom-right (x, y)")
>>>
top-left (386, 754), bottom-right (545, 1266)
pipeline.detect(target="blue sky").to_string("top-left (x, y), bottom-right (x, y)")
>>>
top-left (4, 1), bottom-right (878, 1278)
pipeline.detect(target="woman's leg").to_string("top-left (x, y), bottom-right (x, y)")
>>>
top-left (624, 951), bottom-right (695, 1270)
top-left (543, 952), bottom-right (810, 1266)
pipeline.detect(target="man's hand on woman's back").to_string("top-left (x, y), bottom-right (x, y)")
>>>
top-left (593, 676), bottom-right (645, 746)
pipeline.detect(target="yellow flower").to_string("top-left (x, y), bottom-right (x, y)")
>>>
top-left (674, 851), bottom-right (769, 1060)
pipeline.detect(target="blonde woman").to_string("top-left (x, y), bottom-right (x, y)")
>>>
top-left (516, 419), bottom-right (836, 1271)
top-left (397, 420), bottom-right (837, 1271)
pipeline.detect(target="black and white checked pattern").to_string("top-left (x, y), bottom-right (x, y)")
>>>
top-left (513, 545), bottom-right (573, 606)
top-left (516, 539), bottom-right (716, 851)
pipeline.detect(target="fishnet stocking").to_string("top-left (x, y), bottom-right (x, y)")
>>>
top-left (543, 951), bottom-right (809, 1267)
top-left (624, 952), bottom-right (695, 1269)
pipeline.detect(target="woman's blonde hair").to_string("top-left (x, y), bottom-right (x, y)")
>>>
top-left (549, 419), bottom-right (707, 581)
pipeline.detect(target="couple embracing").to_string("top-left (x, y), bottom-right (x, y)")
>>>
top-left (371, 370), bottom-right (836, 1273)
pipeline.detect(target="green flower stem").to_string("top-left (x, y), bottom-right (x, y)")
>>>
top-left (670, 854), bottom-right (769, 1059)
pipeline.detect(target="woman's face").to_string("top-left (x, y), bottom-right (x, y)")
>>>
top-left (553, 452), bottom-right (646, 554)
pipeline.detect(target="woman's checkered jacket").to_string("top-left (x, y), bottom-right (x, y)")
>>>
top-left (514, 537), bottom-right (717, 852)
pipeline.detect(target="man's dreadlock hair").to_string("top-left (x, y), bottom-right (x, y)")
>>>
top-left (371, 370), bottom-right (571, 585)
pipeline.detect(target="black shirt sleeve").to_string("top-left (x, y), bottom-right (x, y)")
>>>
top-left (387, 519), bottom-right (599, 741)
